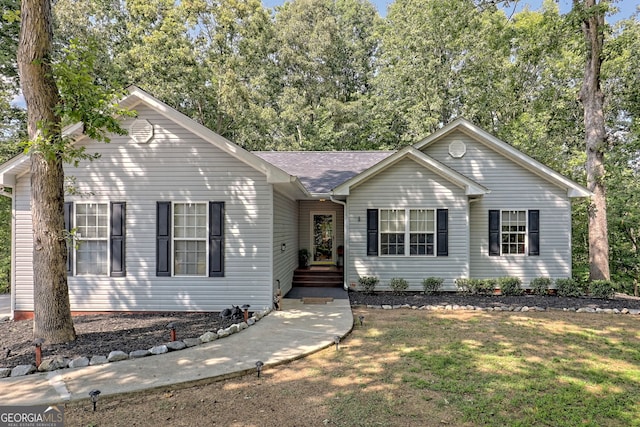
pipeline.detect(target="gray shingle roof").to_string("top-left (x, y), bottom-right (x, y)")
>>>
top-left (253, 151), bottom-right (395, 194)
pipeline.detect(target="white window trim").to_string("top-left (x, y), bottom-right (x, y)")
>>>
top-left (379, 208), bottom-right (437, 257)
top-left (74, 202), bottom-right (110, 277)
top-left (500, 209), bottom-right (528, 256)
top-left (171, 201), bottom-right (209, 277)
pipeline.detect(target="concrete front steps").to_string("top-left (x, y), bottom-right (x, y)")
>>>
top-left (292, 266), bottom-right (343, 288)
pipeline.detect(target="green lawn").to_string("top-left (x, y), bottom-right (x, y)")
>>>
top-left (66, 309), bottom-right (640, 427)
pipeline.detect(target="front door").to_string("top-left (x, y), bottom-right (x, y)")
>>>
top-left (311, 212), bottom-right (335, 265)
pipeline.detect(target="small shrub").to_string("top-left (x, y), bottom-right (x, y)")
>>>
top-left (455, 278), bottom-right (470, 294)
top-left (468, 278), bottom-right (494, 295)
top-left (530, 277), bottom-right (552, 296)
top-left (358, 276), bottom-right (379, 294)
top-left (555, 278), bottom-right (583, 297)
top-left (389, 277), bottom-right (409, 294)
top-left (422, 277), bottom-right (443, 294)
top-left (588, 280), bottom-right (616, 299)
top-left (498, 277), bottom-right (524, 296)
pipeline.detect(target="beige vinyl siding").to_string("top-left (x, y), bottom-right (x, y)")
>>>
top-left (14, 104), bottom-right (274, 312)
top-left (347, 157), bottom-right (469, 291)
top-left (423, 130), bottom-right (572, 285)
top-left (298, 200), bottom-right (344, 263)
top-left (13, 176), bottom-right (33, 312)
top-left (273, 190), bottom-right (298, 296)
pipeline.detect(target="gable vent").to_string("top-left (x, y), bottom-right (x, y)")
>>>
top-left (449, 140), bottom-right (466, 158)
top-left (130, 119), bottom-right (154, 144)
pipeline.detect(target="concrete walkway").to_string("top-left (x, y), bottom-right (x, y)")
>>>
top-left (0, 297), bottom-right (353, 406)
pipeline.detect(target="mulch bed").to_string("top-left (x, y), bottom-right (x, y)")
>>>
top-left (1, 292), bottom-right (639, 371)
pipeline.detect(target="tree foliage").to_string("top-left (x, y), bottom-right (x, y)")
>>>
top-left (1, 0), bottom-right (639, 294)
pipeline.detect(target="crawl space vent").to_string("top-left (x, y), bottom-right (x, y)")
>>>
top-left (130, 119), bottom-right (154, 144)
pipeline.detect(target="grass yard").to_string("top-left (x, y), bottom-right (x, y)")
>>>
top-left (66, 309), bottom-right (640, 427)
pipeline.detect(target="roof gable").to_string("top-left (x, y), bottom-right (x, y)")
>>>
top-left (414, 118), bottom-right (591, 198)
top-left (0, 86), bottom-right (310, 199)
top-left (332, 146), bottom-right (489, 197)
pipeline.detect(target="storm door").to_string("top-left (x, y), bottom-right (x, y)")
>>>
top-left (311, 212), bottom-right (335, 265)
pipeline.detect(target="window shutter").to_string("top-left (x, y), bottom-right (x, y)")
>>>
top-left (209, 202), bottom-right (225, 277)
top-left (437, 209), bottom-right (448, 256)
top-left (488, 210), bottom-right (500, 256)
top-left (110, 202), bottom-right (126, 277)
top-left (528, 210), bottom-right (540, 256)
top-left (64, 202), bottom-right (73, 276)
top-left (367, 209), bottom-right (378, 256)
top-left (156, 202), bottom-right (171, 276)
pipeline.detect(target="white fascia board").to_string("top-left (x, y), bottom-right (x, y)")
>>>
top-left (0, 155), bottom-right (29, 187)
top-left (415, 118), bottom-right (592, 199)
top-left (127, 87), bottom-right (294, 185)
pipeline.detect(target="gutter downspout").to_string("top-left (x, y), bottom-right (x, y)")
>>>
top-left (330, 195), bottom-right (348, 291)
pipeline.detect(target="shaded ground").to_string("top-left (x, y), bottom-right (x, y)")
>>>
top-left (1, 292), bottom-right (639, 370)
top-left (1, 312), bottom-right (226, 369)
top-left (62, 307), bottom-right (640, 427)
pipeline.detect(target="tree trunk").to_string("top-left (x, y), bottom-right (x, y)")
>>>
top-left (17, 0), bottom-right (76, 343)
top-left (577, 0), bottom-right (610, 281)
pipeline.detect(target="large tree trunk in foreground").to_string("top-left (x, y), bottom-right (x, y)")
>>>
top-left (577, 0), bottom-right (610, 281)
top-left (18, 0), bottom-right (76, 343)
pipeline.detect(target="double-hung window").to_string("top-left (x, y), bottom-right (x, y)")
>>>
top-left (409, 209), bottom-right (435, 255)
top-left (75, 203), bottom-right (109, 275)
top-left (501, 210), bottom-right (526, 254)
top-left (173, 202), bottom-right (207, 276)
top-left (156, 201), bottom-right (225, 277)
top-left (64, 201), bottom-right (126, 277)
top-left (489, 209), bottom-right (539, 256)
top-left (380, 209), bottom-right (405, 255)
top-left (379, 208), bottom-right (436, 256)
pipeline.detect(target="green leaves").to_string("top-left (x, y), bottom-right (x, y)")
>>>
top-left (54, 39), bottom-right (130, 144)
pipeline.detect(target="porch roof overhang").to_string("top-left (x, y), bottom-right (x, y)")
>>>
top-left (413, 118), bottom-right (593, 199)
top-left (331, 146), bottom-right (489, 197)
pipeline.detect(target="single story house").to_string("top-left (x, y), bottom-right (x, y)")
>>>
top-left (0, 87), bottom-right (591, 319)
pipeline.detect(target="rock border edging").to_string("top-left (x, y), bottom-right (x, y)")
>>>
top-left (0, 308), bottom-right (272, 379)
top-left (362, 303), bottom-right (640, 315)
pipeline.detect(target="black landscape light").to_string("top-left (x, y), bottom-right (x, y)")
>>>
top-left (255, 360), bottom-right (264, 378)
top-left (358, 315), bottom-right (365, 326)
top-left (167, 322), bottom-right (177, 342)
top-left (33, 338), bottom-right (44, 367)
top-left (89, 389), bottom-right (101, 412)
top-left (334, 335), bottom-right (340, 351)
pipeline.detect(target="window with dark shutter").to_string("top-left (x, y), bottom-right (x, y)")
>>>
top-left (488, 210), bottom-right (500, 256)
top-left (156, 202), bottom-right (171, 276)
top-left (110, 202), bottom-right (126, 277)
top-left (437, 209), bottom-right (448, 256)
top-left (209, 201), bottom-right (224, 277)
top-left (528, 210), bottom-right (540, 256)
top-left (64, 202), bottom-right (73, 276)
top-left (367, 209), bottom-right (378, 256)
